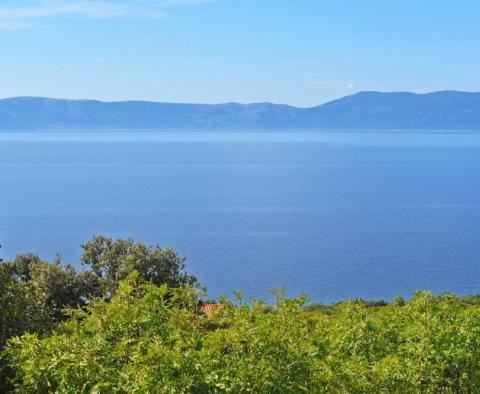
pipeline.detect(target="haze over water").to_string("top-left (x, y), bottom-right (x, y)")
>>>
top-left (1, 130), bottom-right (480, 302)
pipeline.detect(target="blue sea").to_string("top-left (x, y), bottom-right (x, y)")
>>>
top-left (1, 130), bottom-right (480, 302)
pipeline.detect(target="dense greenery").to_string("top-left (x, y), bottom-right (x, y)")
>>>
top-left (2, 238), bottom-right (480, 392)
top-left (0, 236), bottom-right (197, 391)
top-left (5, 276), bottom-right (480, 393)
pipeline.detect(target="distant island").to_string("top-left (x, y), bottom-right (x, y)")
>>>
top-left (1, 90), bottom-right (480, 131)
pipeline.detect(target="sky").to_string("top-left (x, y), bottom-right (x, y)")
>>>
top-left (0, 0), bottom-right (479, 107)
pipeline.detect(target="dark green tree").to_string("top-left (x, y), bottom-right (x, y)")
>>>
top-left (80, 235), bottom-right (199, 295)
top-left (0, 254), bottom-right (102, 345)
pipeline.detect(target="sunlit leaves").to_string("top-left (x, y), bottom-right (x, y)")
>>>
top-left (5, 279), bottom-right (480, 393)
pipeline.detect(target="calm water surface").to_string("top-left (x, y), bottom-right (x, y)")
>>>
top-left (1, 130), bottom-right (480, 302)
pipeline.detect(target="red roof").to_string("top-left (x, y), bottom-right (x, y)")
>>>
top-left (200, 304), bottom-right (220, 314)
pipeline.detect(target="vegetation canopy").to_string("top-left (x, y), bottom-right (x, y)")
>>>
top-left (2, 237), bottom-right (480, 393)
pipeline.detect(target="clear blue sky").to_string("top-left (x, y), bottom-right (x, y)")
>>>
top-left (0, 0), bottom-right (479, 107)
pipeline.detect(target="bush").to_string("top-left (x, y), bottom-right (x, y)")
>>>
top-left (5, 274), bottom-right (480, 393)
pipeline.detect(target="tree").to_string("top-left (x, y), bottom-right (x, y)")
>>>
top-left (0, 254), bottom-right (102, 345)
top-left (80, 236), bottom-right (199, 295)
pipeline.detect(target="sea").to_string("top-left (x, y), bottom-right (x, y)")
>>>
top-left (1, 130), bottom-right (480, 303)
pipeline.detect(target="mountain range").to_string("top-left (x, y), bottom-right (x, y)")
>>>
top-left (1, 91), bottom-right (480, 130)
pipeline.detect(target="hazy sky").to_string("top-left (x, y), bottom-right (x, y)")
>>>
top-left (0, 0), bottom-right (479, 106)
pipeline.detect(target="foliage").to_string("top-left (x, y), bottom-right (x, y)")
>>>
top-left (0, 254), bottom-right (101, 391)
top-left (3, 237), bottom-right (480, 392)
top-left (80, 235), bottom-right (199, 295)
top-left (0, 237), bottom-right (199, 391)
top-left (315, 294), bottom-right (480, 393)
top-left (0, 254), bottom-right (100, 343)
top-left (5, 275), bottom-right (480, 393)
top-left (459, 294), bottom-right (480, 305)
top-left (0, 235), bottom-right (198, 350)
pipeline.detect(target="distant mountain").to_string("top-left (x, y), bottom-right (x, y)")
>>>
top-left (299, 91), bottom-right (480, 130)
top-left (1, 91), bottom-right (480, 130)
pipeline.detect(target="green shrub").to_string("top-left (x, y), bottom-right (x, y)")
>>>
top-left (5, 274), bottom-right (480, 393)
